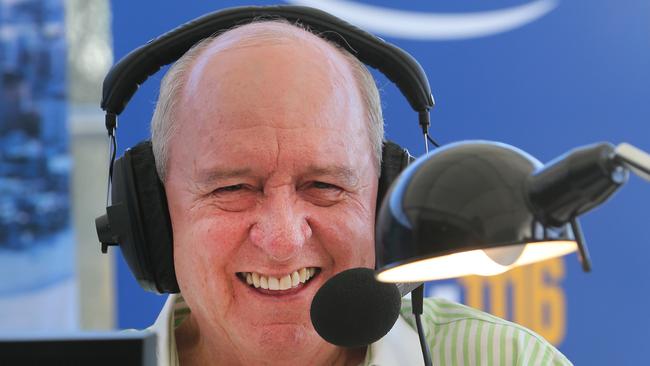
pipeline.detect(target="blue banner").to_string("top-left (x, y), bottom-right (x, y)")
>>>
top-left (0, 0), bottom-right (76, 330)
top-left (111, 1), bottom-right (650, 364)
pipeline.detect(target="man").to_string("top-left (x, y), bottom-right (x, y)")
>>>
top-left (147, 19), bottom-right (572, 366)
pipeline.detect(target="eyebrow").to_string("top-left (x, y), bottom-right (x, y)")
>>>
top-left (304, 165), bottom-right (360, 187)
top-left (193, 168), bottom-right (255, 185)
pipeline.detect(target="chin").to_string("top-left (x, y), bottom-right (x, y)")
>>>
top-left (254, 322), bottom-right (325, 354)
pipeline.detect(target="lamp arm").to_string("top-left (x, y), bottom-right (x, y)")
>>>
top-left (614, 143), bottom-right (650, 182)
top-left (526, 142), bottom-right (628, 227)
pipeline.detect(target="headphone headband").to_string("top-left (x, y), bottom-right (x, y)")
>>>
top-left (101, 5), bottom-right (434, 117)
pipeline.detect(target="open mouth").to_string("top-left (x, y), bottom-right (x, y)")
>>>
top-left (237, 267), bottom-right (320, 291)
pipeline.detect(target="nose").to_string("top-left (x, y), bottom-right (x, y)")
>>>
top-left (249, 189), bottom-right (312, 262)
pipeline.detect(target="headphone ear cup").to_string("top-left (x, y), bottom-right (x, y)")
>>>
top-left (112, 140), bottom-right (179, 293)
top-left (377, 140), bottom-right (414, 211)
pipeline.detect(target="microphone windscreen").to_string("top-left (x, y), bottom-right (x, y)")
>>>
top-left (310, 267), bottom-right (401, 348)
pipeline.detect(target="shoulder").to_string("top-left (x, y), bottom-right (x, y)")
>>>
top-left (399, 298), bottom-right (573, 366)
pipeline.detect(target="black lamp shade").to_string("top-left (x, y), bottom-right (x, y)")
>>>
top-left (376, 141), bottom-right (577, 282)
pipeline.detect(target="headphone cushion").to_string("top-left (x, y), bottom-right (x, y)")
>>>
top-left (128, 141), bottom-right (179, 293)
top-left (377, 140), bottom-right (413, 208)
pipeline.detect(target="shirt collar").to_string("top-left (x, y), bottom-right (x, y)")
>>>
top-left (362, 313), bottom-right (424, 366)
top-left (150, 293), bottom-right (182, 366)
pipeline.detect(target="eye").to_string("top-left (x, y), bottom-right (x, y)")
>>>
top-left (209, 183), bottom-right (252, 198)
top-left (302, 181), bottom-right (345, 207)
top-left (216, 184), bottom-right (245, 193)
top-left (207, 183), bottom-right (258, 212)
top-left (312, 181), bottom-right (340, 190)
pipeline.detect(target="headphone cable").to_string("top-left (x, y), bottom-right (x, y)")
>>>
top-left (105, 113), bottom-right (118, 206)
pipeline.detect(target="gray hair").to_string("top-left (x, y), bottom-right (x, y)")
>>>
top-left (150, 20), bottom-right (384, 182)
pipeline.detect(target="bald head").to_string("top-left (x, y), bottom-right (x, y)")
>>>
top-left (150, 20), bottom-right (383, 182)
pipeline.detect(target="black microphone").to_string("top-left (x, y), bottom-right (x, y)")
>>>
top-left (310, 267), bottom-right (422, 348)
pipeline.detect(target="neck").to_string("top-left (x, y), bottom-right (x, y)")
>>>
top-left (175, 313), bottom-right (367, 366)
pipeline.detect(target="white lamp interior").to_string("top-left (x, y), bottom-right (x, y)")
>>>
top-left (376, 241), bottom-right (578, 283)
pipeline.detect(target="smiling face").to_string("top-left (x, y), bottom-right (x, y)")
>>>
top-left (163, 25), bottom-right (378, 364)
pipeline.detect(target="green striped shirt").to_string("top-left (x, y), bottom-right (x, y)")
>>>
top-left (390, 298), bottom-right (573, 366)
top-left (151, 295), bottom-right (572, 366)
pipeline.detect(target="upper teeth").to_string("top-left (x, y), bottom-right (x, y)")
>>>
top-left (242, 267), bottom-right (317, 291)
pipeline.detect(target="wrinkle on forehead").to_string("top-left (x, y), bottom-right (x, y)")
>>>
top-left (182, 22), bottom-right (357, 105)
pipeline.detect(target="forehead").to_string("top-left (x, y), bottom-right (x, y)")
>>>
top-left (177, 24), bottom-right (367, 139)
top-left (162, 23), bottom-right (371, 180)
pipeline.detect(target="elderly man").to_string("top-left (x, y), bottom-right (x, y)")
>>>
top-left (146, 19), bottom-right (572, 366)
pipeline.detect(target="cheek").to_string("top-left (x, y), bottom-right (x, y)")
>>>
top-left (172, 214), bottom-right (249, 305)
top-left (311, 205), bottom-right (376, 267)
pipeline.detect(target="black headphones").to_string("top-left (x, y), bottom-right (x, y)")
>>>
top-left (95, 5), bottom-right (434, 294)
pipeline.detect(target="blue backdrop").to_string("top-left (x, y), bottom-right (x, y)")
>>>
top-left (0, 0), bottom-right (75, 331)
top-left (110, 1), bottom-right (650, 364)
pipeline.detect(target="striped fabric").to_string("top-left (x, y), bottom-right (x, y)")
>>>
top-left (165, 295), bottom-right (571, 365)
top-left (172, 295), bottom-right (190, 328)
top-left (397, 298), bottom-right (573, 366)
